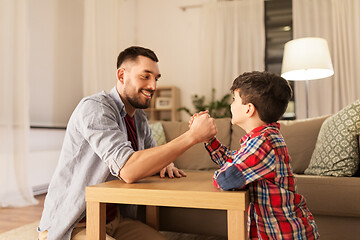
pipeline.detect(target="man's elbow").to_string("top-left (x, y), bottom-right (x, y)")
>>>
top-left (119, 168), bottom-right (143, 184)
top-left (123, 178), bottom-right (136, 184)
top-left (119, 170), bottom-right (137, 184)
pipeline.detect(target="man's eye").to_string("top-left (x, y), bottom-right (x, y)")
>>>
top-left (141, 75), bottom-right (149, 79)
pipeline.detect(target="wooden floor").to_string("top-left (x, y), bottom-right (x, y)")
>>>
top-left (0, 194), bottom-right (46, 233)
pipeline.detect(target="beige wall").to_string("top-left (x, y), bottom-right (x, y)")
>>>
top-left (27, 0), bottom-right (210, 189)
top-left (135, 0), bottom-right (210, 121)
top-left (29, 0), bottom-right (214, 127)
top-left (29, 0), bottom-right (83, 127)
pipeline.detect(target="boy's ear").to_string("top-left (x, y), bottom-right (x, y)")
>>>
top-left (246, 103), bottom-right (256, 117)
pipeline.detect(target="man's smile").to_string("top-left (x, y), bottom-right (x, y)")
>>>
top-left (140, 89), bottom-right (153, 99)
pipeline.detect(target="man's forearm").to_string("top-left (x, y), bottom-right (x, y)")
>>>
top-left (120, 113), bottom-right (217, 183)
top-left (119, 130), bottom-right (197, 183)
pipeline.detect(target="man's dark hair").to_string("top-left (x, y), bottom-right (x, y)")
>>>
top-left (116, 46), bottom-right (158, 68)
top-left (230, 71), bottom-right (293, 123)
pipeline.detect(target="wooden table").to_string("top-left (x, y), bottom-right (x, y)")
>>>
top-left (86, 170), bottom-right (249, 240)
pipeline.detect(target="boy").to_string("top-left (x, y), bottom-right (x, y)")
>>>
top-left (193, 71), bottom-right (319, 239)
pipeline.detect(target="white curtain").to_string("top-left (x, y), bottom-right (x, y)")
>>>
top-left (200, 0), bottom-right (265, 99)
top-left (293, 0), bottom-right (360, 119)
top-left (0, 0), bottom-right (38, 207)
top-left (82, 0), bottom-right (119, 96)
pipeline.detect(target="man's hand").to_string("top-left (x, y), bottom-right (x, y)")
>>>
top-left (189, 111), bottom-right (217, 143)
top-left (188, 110), bottom-right (210, 128)
top-left (159, 162), bottom-right (187, 178)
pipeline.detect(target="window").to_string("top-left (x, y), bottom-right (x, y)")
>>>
top-left (265, 0), bottom-right (295, 119)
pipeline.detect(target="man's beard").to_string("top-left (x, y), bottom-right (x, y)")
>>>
top-left (125, 92), bottom-right (152, 109)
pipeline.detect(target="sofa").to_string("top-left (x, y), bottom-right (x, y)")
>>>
top-left (150, 116), bottom-right (360, 240)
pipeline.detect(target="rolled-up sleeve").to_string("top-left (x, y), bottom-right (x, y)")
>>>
top-left (77, 98), bottom-right (135, 177)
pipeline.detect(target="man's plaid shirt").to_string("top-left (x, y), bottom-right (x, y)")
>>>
top-left (205, 123), bottom-right (319, 239)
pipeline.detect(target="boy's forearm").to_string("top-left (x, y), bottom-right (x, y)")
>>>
top-left (119, 130), bottom-right (197, 183)
top-left (205, 138), bottom-right (228, 167)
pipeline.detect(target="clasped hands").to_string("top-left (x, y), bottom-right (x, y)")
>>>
top-left (159, 110), bottom-right (216, 179)
top-left (188, 110), bottom-right (217, 144)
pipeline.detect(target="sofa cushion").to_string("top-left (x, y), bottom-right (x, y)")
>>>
top-left (305, 100), bottom-right (360, 176)
top-left (278, 116), bottom-right (329, 174)
top-left (230, 125), bottom-right (247, 150)
top-left (295, 174), bottom-right (360, 217)
top-left (231, 116), bottom-right (329, 174)
top-left (149, 122), bottom-right (166, 146)
top-left (161, 118), bottom-right (231, 170)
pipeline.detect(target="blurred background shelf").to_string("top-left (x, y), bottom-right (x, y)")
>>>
top-left (145, 86), bottom-right (180, 121)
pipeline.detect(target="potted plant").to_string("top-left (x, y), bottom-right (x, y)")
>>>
top-left (178, 88), bottom-right (231, 118)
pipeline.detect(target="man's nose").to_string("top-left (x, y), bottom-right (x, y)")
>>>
top-left (147, 77), bottom-right (157, 90)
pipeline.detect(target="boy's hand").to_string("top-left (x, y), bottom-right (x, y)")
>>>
top-left (189, 112), bottom-right (217, 143)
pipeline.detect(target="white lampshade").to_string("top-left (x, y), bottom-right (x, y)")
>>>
top-left (281, 37), bottom-right (334, 81)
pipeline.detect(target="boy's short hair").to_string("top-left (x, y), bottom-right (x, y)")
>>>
top-left (117, 46), bottom-right (158, 68)
top-left (230, 71), bottom-right (293, 123)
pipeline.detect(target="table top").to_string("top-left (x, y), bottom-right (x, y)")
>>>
top-left (86, 170), bottom-right (248, 210)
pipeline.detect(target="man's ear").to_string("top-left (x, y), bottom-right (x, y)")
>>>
top-left (117, 68), bottom-right (125, 84)
top-left (247, 103), bottom-right (256, 117)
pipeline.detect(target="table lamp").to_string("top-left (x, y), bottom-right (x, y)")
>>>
top-left (281, 37), bottom-right (334, 118)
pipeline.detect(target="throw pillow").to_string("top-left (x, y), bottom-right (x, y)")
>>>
top-left (355, 136), bottom-right (360, 177)
top-left (305, 99), bottom-right (360, 176)
top-left (279, 115), bottom-right (329, 174)
top-left (149, 122), bottom-right (166, 146)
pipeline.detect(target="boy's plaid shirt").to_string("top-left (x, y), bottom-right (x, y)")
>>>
top-left (205, 123), bottom-right (319, 240)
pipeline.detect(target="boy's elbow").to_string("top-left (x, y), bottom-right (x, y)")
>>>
top-left (218, 181), bottom-right (245, 191)
top-left (217, 166), bottom-right (246, 190)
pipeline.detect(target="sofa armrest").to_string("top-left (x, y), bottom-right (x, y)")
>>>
top-left (295, 174), bottom-right (360, 217)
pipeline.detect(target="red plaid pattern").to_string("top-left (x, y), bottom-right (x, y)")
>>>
top-left (205, 123), bottom-right (319, 239)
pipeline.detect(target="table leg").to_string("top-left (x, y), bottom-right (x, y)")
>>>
top-left (228, 209), bottom-right (247, 240)
top-left (146, 206), bottom-right (159, 230)
top-left (86, 201), bottom-right (106, 240)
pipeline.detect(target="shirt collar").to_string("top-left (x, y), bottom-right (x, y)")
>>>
top-left (240, 122), bottom-right (280, 143)
top-left (109, 87), bottom-right (127, 118)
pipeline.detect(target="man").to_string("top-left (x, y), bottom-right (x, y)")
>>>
top-left (37, 46), bottom-right (217, 240)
